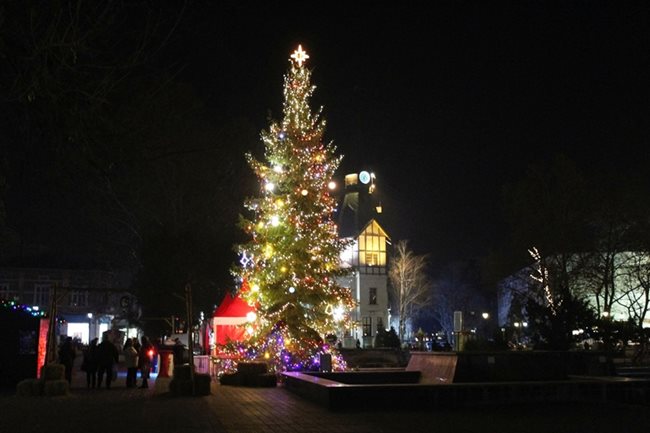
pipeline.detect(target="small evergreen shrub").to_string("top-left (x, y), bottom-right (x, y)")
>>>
top-left (43, 379), bottom-right (69, 396)
top-left (219, 372), bottom-right (241, 386)
top-left (41, 363), bottom-right (65, 381)
top-left (236, 362), bottom-right (268, 375)
top-left (16, 379), bottom-right (43, 396)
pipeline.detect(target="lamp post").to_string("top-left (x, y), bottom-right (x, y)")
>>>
top-left (87, 312), bottom-right (93, 344)
top-left (481, 312), bottom-right (490, 340)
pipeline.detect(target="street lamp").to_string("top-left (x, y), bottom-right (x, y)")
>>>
top-left (87, 313), bottom-right (93, 344)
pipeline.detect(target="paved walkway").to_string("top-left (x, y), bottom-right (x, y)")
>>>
top-left (1, 358), bottom-right (649, 433)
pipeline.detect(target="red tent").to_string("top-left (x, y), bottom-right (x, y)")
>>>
top-left (212, 291), bottom-right (255, 348)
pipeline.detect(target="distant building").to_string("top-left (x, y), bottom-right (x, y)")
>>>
top-left (497, 252), bottom-right (650, 329)
top-left (0, 267), bottom-right (140, 345)
top-left (336, 170), bottom-right (391, 348)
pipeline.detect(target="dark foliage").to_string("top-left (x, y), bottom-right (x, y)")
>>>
top-left (374, 326), bottom-right (400, 348)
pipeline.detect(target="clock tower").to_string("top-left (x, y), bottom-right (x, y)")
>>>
top-left (336, 170), bottom-right (390, 348)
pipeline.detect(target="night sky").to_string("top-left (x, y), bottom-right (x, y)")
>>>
top-left (3, 1), bottom-right (650, 276)
top-left (177, 1), bottom-right (650, 263)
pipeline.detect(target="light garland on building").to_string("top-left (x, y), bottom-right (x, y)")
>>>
top-left (1, 299), bottom-right (47, 317)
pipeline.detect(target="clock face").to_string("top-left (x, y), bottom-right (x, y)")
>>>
top-left (359, 171), bottom-right (371, 184)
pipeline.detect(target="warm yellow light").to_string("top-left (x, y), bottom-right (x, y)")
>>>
top-left (275, 199), bottom-right (284, 207)
top-left (301, 189), bottom-right (308, 196)
top-left (264, 352), bottom-right (270, 359)
top-left (290, 45), bottom-right (309, 67)
top-left (257, 221), bottom-right (264, 229)
top-left (273, 165), bottom-right (283, 173)
top-left (328, 181), bottom-right (336, 190)
top-left (246, 311), bottom-right (257, 322)
top-left (265, 182), bottom-right (275, 192)
top-left (280, 266), bottom-right (287, 273)
top-left (270, 215), bottom-right (280, 226)
top-left (252, 284), bottom-right (260, 292)
top-left (264, 244), bottom-right (274, 258)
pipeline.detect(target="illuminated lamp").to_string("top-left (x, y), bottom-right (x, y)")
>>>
top-left (301, 189), bottom-right (308, 196)
top-left (246, 311), bottom-right (257, 322)
top-left (328, 181), bottom-right (336, 190)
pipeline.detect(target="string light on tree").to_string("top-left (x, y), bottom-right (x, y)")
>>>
top-left (229, 44), bottom-right (353, 373)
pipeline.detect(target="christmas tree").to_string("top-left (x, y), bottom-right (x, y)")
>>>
top-left (232, 45), bottom-right (354, 372)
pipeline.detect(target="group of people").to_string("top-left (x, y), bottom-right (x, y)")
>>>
top-left (71, 335), bottom-right (155, 389)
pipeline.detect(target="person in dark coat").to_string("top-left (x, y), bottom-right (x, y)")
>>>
top-left (58, 336), bottom-right (76, 385)
top-left (96, 335), bottom-right (119, 389)
top-left (172, 338), bottom-right (185, 367)
top-left (123, 338), bottom-right (139, 388)
top-left (82, 338), bottom-right (99, 388)
top-left (138, 336), bottom-right (154, 389)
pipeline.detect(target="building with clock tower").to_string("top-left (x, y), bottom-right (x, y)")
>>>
top-left (336, 170), bottom-right (391, 348)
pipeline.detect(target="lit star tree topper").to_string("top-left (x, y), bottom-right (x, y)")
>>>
top-left (231, 45), bottom-right (354, 372)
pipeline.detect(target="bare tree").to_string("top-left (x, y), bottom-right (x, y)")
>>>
top-left (388, 240), bottom-right (431, 341)
top-left (430, 261), bottom-right (485, 345)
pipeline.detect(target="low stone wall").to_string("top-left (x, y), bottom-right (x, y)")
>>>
top-left (339, 348), bottom-right (409, 368)
top-left (282, 370), bottom-right (650, 411)
top-left (408, 351), bottom-right (576, 383)
top-left (306, 370), bottom-right (420, 384)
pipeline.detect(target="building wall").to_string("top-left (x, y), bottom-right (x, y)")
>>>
top-left (0, 267), bottom-right (138, 344)
top-left (337, 266), bottom-right (389, 347)
top-left (497, 253), bottom-right (650, 329)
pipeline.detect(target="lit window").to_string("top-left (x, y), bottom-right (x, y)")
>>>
top-left (362, 317), bottom-right (372, 337)
top-left (369, 287), bottom-right (377, 305)
top-left (0, 283), bottom-right (15, 300)
top-left (69, 290), bottom-right (88, 307)
top-left (33, 284), bottom-right (51, 307)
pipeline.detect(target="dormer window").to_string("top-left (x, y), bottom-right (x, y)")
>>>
top-left (359, 220), bottom-right (387, 268)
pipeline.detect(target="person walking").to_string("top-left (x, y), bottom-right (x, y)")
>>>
top-left (138, 336), bottom-right (154, 389)
top-left (123, 338), bottom-right (139, 388)
top-left (82, 338), bottom-right (99, 388)
top-left (96, 335), bottom-right (119, 389)
top-left (132, 336), bottom-right (141, 353)
top-left (58, 336), bottom-right (76, 385)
